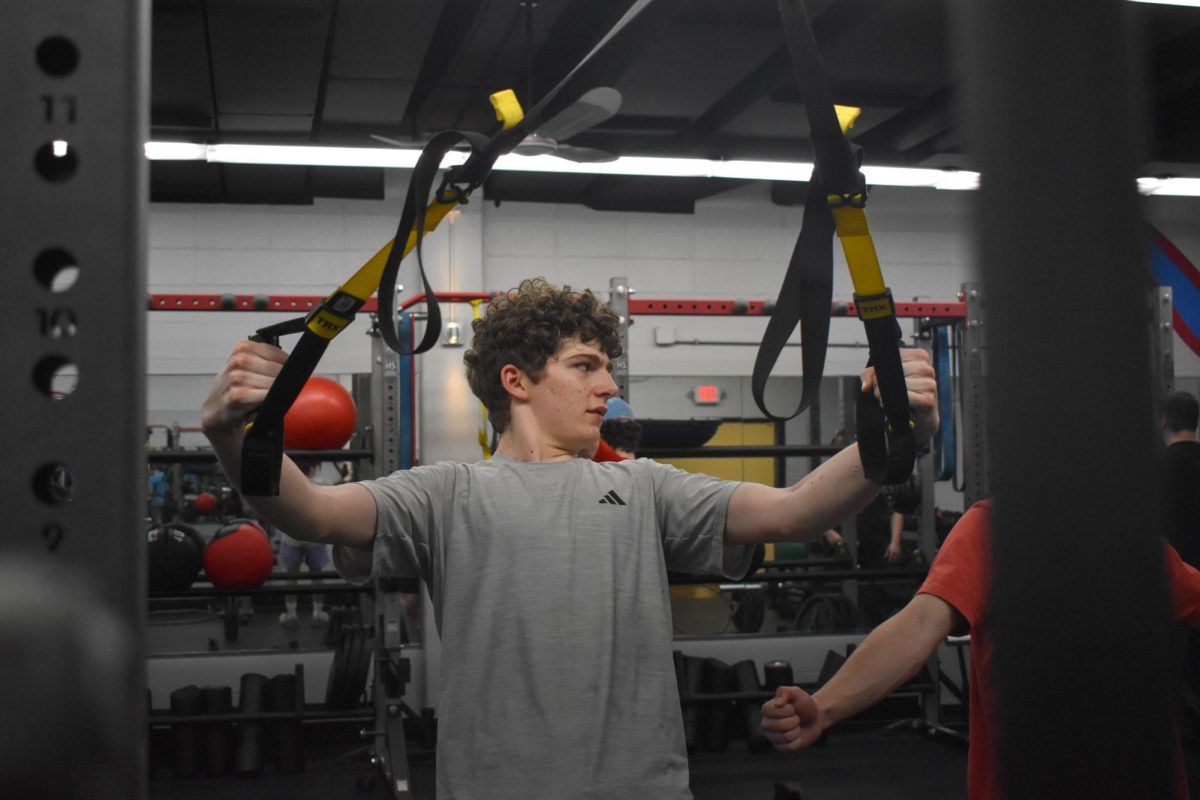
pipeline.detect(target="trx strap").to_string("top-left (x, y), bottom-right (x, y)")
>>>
top-left (752, 0), bottom-right (915, 485)
top-left (240, 0), bottom-right (657, 495)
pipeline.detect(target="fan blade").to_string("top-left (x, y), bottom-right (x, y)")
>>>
top-left (512, 135), bottom-right (560, 158)
top-left (512, 135), bottom-right (618, 163)
top-left (537, 87), bottom-right (622, 142)
top-left (556, 144), bottom-right (619, 163)
top-left (370, 133), bottom-right (410, 148)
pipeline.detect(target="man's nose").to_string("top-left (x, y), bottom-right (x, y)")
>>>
top-left (596, 370), bottom-right (619, 398)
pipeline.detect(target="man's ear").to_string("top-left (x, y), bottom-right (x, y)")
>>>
top-left (499, 364), bottom-right (530, 401)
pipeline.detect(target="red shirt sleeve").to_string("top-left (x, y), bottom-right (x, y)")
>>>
top-left (917, 500), bottom-right (992, 630)
top-left (592, 439), bottom-right (628, 462)
top-left (1164, 541), bottom-right (1200, 626)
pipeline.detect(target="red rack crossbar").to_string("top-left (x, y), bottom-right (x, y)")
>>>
top-left (147, 294), bottom-right (966, 319)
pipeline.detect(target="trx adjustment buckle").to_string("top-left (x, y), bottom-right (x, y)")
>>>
top-left (304, 290), bottom-right (363, 341)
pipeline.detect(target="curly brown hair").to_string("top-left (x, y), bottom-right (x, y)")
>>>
top-left (464, 278), bottom-right (623, 434)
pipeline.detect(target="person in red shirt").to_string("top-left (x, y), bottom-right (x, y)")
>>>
top-left (592, 397), bottom-right (641, 461)
top-left (761, 500), bottom-right (1200, 800)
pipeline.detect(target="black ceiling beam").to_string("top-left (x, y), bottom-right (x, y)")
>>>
top-left (533, 0), bottom-right (692, 123)
top-left (1155, 84), bottom-right (1200, 161)
top-left (673, 0), bottom-right (861, 155)
top-left (482, 172), bottom-right (747, 213)
top-left (854, 86), bottom-right (957, 159)
top-left (150, 0), bottom-right (215, 137)
top-left (677, 47), bottom-right (791, 154)
top-left (900, 125), bottom-right (969, 166)
top-left (581, 174), bottom-right (746, 213)
top-left (769, 81), bottom-right (927, 109)
top-left (1149, 23), bottom-right (1200, 100)
top-left (307, 0), bottom-right (339, 172)
top-left (403, 0), bottom-right (491, 135)
top-left (316, 0), bottom-right (447, 146)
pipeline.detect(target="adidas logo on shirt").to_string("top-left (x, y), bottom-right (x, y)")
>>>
top-left (598, 490), bottom-right (626, 506)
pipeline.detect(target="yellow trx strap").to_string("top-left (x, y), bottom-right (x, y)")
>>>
top-left (827, 106), bottom-right (888, 301)
top-left (305, 90), bottom-right (524, 342)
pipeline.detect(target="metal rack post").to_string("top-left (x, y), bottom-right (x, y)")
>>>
top-left (959, 283), bottom-right (988, 507)
top-left (609, 276), bottom-right (631, 401)
top-left (3, 1), bottom-right (148, 796)
top-left (1152, 286), bottom-right (1175, 405)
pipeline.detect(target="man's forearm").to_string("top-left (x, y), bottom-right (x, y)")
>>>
top-left (725, 444), bottom-right (880, 544)
top-left (813, 597), bottom-right (951, 728)
top-left (205, 426), bottom-right (334, 543)
top-left (782, 444), bottom-right (880, 539)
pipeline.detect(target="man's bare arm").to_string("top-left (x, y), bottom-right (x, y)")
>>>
top-left (201, 339), bottom-right (377, 550)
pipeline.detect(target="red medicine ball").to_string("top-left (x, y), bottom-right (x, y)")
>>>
top-left (194, 491), bottom-right (217, 515)
top-left (283, 376), bottom-right (357, 450)
top-left (203, 520), bottom-right (274, 589)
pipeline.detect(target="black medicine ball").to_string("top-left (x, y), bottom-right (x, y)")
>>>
top-left (147, 522), bottom-right (205, 592)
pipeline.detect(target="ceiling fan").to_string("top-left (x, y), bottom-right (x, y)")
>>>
top-left (369, 86), bottom-right (621, 163)
top-left (507, 86), bottom-right (621, 162)
top-left (372, 1), bottom-right (621, 163)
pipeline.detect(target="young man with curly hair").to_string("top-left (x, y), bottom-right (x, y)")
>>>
top-left (201, 277), bottom-right (939, 799)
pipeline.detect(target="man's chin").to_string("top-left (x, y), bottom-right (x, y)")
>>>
top-left (575, 433), bottom-right (601, 459)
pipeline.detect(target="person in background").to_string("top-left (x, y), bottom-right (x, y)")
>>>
top-left (147, 468), bottom-right (168, 524)
top-left (201, 277), bottom-right (939, 800)
top-left (596, 396), bottom-right (643, 461)
top-left (1160, 390), bottom-right (1200, 723)
top-left (761, 500), bottom-right (1200, 800)
top-left (884, 511), bottom-right (904, 563)
top-left (276, 461), bottom-right (330, 629)
top-left (1161, 390), bottom-right (1200, 570)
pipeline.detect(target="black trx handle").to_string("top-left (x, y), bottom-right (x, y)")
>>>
top-left (855, 293), bottom-right (917, 485)
top-left (753, 0), bottom-right (915, 485)
top-left (238, 0), bottom-right (659, 496)
top-left (241, 323), bottom-right (332, 496)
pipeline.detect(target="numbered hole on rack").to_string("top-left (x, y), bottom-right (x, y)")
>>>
top-left (34, 355), bottom-right (78, 399)
top-left (36, 36), bottom-right (80, 77)
top-left (38, 307), bottom-right (78, 339)
top-left (34, 248), bottom-right (80, 293)
top-left (35, 140), bottom-right (78, 183)
top-left (33, 462), bottom-right (74, 506)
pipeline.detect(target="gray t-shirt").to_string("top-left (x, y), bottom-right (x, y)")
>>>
top-left (333, 455), bottom-right (751, 800)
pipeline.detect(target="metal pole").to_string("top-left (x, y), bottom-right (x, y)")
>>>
top-left (2, 0), bottom-right (148, 796)
top-left (1152, 286), bottom-right (1175, 405)
top-left (959, 282), bottom-right (989, 507)
top-left (957, 1), bottom-right (1173, 797)
top-left (609, 276), bottom-right (631, 401)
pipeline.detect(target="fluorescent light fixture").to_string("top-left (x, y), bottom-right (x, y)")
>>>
top-left (491, 152), bottom-right (814, 181)
top-left (145, 142), bottom-right (207, 160)
top-left (143, 141), bottom-right (978, 190)
top-left (143, 141), bottom-right (1196, 195)
top-left (1138, 177), bottom-right (1200, 197)
top-left (1128, 0), bottom-right (1200, 6)
top-left (209, 144), bottom-right (459, 169)
top-left (930, 171), bottom-right (981, 191)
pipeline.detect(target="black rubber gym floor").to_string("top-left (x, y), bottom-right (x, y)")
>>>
top-left (149, 721), bottom-right (1200, 799)
top-left (149, 726), bottom-right (969, 800)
